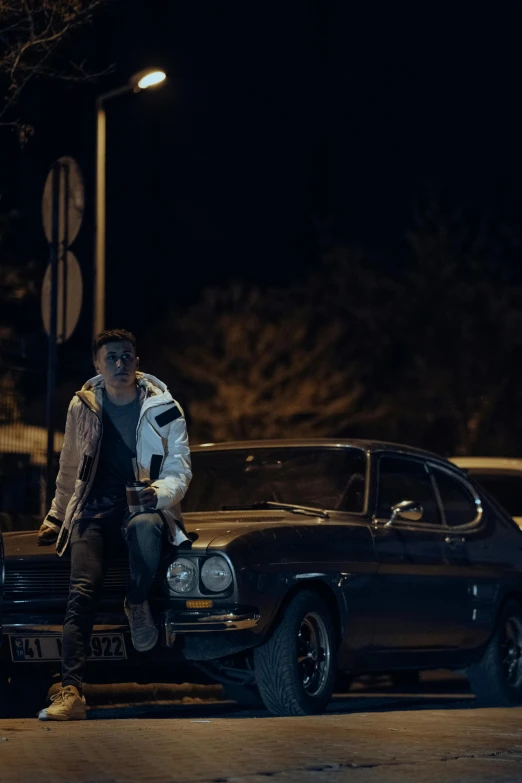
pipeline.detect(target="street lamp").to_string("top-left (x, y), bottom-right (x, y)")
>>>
top-left (93, 68), bottom-right (166, 338)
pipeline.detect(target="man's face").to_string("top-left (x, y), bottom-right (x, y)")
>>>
top-left (94, 341), bottom-right (139, 389)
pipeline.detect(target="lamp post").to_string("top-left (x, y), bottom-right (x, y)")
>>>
top-left (93, 69), bottom-right (166, 338)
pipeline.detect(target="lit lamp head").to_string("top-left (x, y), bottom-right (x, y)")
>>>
top-left (129, 68), bottom-right (166, 93)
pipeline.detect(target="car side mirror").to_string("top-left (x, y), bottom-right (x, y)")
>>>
top-left (385, 500), bottom-right (423, 526)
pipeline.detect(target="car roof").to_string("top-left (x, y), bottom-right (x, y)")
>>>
top-left (450, 457), bottom-right (522, 473)
top-left (192, 438), bottom-right (451, 464)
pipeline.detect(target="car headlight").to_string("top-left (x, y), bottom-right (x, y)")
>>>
top-left (167, 558), bottom-right (198, 593)
top-left (201, 556), bottom-right (233, 592)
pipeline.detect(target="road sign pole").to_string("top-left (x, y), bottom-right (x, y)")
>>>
top-left (61, 161), bottom-right (70, 344)
top-left (41, 155), bottom-right (84, 513)
top-left (45, 162), bottom-right (60, 509)
top-left (94, 101), bottom-right (106, 339)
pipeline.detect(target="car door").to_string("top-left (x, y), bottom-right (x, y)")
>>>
top-left (370, 453), bottom-right (461, 650)
top-left (432, 465), bottom-right (522, 648)
top-left (428, 463), bottom-right (483, 647)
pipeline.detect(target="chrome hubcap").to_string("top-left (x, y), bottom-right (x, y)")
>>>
top-left (501, 616), bottom-right (522, 688)
top-left (296, 612), bottom-right (331, 697)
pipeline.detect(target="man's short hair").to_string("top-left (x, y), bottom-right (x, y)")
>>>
top-left (92, 329), bottom-right (137, 358)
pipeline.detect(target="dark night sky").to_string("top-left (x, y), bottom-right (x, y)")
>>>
top-left (2, 2), bottom-right (522, 357)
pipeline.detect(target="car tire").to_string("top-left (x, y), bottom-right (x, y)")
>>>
top-left (254, 590), bottom-right (336, 716)
top-left (222, 683), bottom-right (264, 707)
top-left (467, 599), bottom-right (522, 707)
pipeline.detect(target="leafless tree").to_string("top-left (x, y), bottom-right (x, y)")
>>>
top-left (0, 209), bottom-right (41, 329)
top-left (162, 284), bottom-right (388, 444)
top-left (0, 209), bottom-right (40, 424)
top-left (388, 201), bottom-right (522, 455)
top-left (0, 370), bottom-right (21, 423)
top-left (0, 0), bottom-right (110, 138)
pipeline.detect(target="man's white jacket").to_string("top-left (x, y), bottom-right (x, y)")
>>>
top-left (43, 372), bottom-right (192, 556)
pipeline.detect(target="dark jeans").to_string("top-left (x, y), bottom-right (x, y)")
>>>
top-left (61, 510), bottom-right (164, 691)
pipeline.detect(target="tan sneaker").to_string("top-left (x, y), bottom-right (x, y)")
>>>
top-left (38, 685), bottom-right (86, 721)
top-left (124, 598), bottom-right (159, 651)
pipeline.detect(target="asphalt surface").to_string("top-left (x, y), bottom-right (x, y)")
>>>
top-left (1, 676), bottom-right (522, 783)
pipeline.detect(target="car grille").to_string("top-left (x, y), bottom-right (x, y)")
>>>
top-left (3, 560), bottom-right (164, 600)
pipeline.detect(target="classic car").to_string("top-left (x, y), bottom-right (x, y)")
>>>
top-left (451, 457), bottom-right (522, 529)
top-left (1, 439), bottom-right (522, 717)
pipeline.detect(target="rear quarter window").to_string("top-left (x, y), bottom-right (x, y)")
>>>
top-left (432, 467), bottom-right (479, 528)
top-left (470, 474), bottom-right (522, 519)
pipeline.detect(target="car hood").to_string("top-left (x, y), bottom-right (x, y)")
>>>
top-left (2, 509), bottom-right (344, 559)
top-left (3, 530), bottom-right (54, 560)
top-left (183, 510), bottom-right (316, 550)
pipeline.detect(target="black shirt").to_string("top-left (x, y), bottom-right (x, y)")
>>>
top-left (81, 391), bottom-right (141, 519)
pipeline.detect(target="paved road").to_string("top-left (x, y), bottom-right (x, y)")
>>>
top-left (1, 678), bottom-right (522, 783)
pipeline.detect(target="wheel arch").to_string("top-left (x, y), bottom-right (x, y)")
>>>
top-left (269, 579), bottom-right (343, 648)
top-left (469, 590), bottom-right (522, 663)
top-left (466, 589), bottom-right (522, 707)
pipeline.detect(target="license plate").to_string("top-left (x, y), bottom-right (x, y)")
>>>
top-left (9, 634), bottom-right (127, 662)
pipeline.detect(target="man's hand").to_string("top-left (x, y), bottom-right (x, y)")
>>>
top-left (139, 486), bottom-right (158, 509)
top-left (37, 522), bottom-right (58, 546)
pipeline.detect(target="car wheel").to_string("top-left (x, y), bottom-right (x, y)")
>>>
top-left (467, 599), bottom-right (522, 706)
top-left (222, 683), bottom-right (263, 707)
top-left (254, 590), bottom-right (336, 716)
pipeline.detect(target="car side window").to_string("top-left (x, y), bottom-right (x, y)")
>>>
top-left (432, 468), bottom-right (478, 528)
top-left (376, 456), bottom-right (441, 524)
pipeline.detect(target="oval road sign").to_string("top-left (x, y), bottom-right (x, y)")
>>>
top-left (42, 156), bottom-right (85, 245)
top-left (41, 250), bottom-right (83, 344)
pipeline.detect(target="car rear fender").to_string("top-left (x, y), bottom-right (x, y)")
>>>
top-left (466, 590), bottom-right (522, 664)
top-left (496, 592), bottom-right (522, 620)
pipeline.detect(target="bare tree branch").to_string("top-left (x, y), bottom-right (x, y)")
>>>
top-left (161, 283), bottom-right (386, 443)
top-left (0, 0), bottom-right (111, 133)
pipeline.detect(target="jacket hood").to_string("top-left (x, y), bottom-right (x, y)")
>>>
top-left (81, 371), bottom-right (168, 395)
top-left (77, 372), bottom-right (171, 414)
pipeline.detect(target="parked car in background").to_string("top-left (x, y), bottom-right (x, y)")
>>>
top-left (1, 439), bottom-right (522, 717)
top-left (451, 457), bottom-right (522, 529)
top-left (0, 527), bottom-right (3, 712)
top-left (0, 528), bottom-right (3, 641)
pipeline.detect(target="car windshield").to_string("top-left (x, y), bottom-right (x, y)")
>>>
top-left (471, 473), bottom-right (522, 517)
top-left (182, 447), bottom-right (367, 514)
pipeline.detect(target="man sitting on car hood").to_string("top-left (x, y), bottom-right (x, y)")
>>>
top-left (37, 328), bottom-right (192, 721)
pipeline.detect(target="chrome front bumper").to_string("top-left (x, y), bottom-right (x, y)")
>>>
top-left (3, 609), bottom-right (260, 651)
top-left (164, 609), bottom-right (260, 647)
